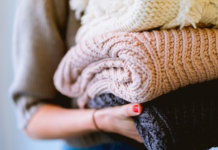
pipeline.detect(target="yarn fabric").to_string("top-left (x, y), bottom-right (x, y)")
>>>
top-left (54, 28), bottom-right (218, 108)
top-left (70, 0), bottom-right (218, 43)
top-left (88, 79), bottom-right (218, 150)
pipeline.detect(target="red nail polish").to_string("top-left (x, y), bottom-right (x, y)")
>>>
top-left (133, 105), bottom-right (139, 113)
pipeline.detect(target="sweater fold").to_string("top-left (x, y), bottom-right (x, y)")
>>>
top-left (54, 28), bottom-right (218, 108)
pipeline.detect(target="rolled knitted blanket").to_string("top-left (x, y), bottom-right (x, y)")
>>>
top-left (88, 79), bottom-right (218, 150)
top-left (70, 0), bottom-right (218, 43)
top-left (54, 28), bottom-right (218, 108)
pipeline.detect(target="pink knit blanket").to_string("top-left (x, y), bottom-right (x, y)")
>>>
top-left (54, 28), bottom-right (218, 108)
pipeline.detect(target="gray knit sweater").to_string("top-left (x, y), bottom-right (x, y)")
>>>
top-left (10, 0), bottom-right (112, 148)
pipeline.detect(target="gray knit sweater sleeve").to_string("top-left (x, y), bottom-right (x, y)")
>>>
top-left (10, 0), bottom-right (70, 129)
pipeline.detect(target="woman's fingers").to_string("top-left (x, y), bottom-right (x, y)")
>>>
top-left (94, 103), bottom-right (144, 143)
top-left (119, 104), bottom-right (143, 117)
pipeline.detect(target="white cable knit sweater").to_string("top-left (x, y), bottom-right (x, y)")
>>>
top-left (70, 0), bottom-right (218, 43)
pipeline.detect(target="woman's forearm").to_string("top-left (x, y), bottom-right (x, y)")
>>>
top-left (25, 103), bottom-right (143, 142)
top-left (25, 104), bottom-right (97, 139)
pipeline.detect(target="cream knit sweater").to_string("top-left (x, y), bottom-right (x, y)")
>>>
top-left (70, 0), bottom-right (218, 43)
top-left (54, 28), bottom-right (218, 108)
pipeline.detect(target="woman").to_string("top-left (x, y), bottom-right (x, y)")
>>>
top-left (10, 0), bottom-right (143, 149)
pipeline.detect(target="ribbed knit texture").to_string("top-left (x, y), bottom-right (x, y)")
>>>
top-left (88, 80), bottom-right (218, 150)
top-left (54, 28), bottom-right (218, 108)
top-left (70, 0), bottom-right (218, 43)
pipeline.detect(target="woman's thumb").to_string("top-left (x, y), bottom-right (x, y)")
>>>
top-left (120, 104), bottom-right (142, 117)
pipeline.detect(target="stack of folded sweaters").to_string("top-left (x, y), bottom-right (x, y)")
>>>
top-left (54, 0), bottom-right (218, 149)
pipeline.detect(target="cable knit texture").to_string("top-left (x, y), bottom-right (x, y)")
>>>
top-left (70, 0), bottom-right (218, 43)
top-left (54, 28), bottom-right (218, 108)
top-left (88, 80), bottom-right (218, 150)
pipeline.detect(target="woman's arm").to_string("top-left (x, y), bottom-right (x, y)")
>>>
top-left (25, 104), bottom-right (96, 139)
top-left (25, 103), bottom-right (143, 143)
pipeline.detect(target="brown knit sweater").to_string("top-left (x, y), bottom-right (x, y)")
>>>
top-left (54, 27), bottom-right (218, 107)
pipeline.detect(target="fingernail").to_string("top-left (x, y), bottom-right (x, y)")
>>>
top-left (133, 105), bottom-right (139, 113)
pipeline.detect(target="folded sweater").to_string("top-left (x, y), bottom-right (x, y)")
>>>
top-left (88, 79), bottom-right (218, 150)
top-left (70, 0), bottom-right (218, 43)
top-left (54, 28), bottom-right (218, 108)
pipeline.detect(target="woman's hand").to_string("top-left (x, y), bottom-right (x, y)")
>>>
top-left (94, 104), bottom-right (143, 143)
top-left (25, 103), bottom-right (143, 143)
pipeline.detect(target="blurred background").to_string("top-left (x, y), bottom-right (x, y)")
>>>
top-left (0, 0), bottom-right (218, 150)
top-left (0, 0), bottom-right (63, 150)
